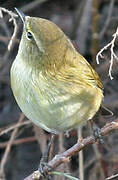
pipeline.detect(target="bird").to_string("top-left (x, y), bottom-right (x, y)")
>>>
top-left (11, 9), bottom-right (106, 136)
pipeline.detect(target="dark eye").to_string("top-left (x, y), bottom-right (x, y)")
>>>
top-left (26, 31), bottom-right (33, 40)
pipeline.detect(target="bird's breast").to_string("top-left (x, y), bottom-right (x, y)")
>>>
top-left (10, 57), bottom-right (103, 133)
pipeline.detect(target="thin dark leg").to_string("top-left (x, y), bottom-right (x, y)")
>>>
top-left (40, 134), bottom-right (55, 163)
top-left (38, 134), bottom-right (55, 178)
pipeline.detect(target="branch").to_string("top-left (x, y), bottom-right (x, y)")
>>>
top-left (105, 173), bottom-right (118, 180)
top-left (0, 7), bottom-right (18, 51)
top-left (24, 119), bottom-right (118, 180)
top-left (96, 27), bottom-right (118, 80)
top-left (0, 114), bottom-right (24, 179)
top-left (0, 120), bottom-right (31, 137)
top-left (0, 136), bottom-right (36, 149)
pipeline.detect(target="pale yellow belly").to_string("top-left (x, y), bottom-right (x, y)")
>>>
top-left (11, 59), bottom-right (103, 134)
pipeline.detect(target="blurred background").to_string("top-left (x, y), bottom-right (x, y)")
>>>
top-left (0, 0), bottom-right (118, 180)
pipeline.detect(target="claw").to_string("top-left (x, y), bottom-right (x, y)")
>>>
top-left (93, 126), bottom-right (104, 144)
top-left (38, 162), bottom-right (52, 179)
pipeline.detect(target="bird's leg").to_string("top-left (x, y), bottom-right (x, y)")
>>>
top-left (41, 134), bottom-right (54, 163)
top-left (38, 134), bottom-right (55, 178)
top-left (88, 119), bottom-right (104, 144)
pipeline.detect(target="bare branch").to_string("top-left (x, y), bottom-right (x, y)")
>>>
top-left (24, 119), bottom-right (118, 180)
top-left (0, 120), bottom-right (31, 137)
top-left (105, 173), bottom-right (118, 180)
top-left (78, 127), bottom-right (84, 180)
top-left (96, 27), bottom-right (118, 80)
top-left (0, 136), bottom-right (36, 149)
top-left (0, 114), bottom-right (24, 179)
top-left (0, 7), bottom-right (18, 51)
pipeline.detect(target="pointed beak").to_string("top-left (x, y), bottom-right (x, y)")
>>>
top-left (15, 8), bottom-right (26, 24)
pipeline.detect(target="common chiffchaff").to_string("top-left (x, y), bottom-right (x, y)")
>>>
top-left (11, 9), bottom-right (104, 134)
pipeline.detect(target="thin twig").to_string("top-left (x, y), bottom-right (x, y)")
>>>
top-left (78, 127), bottom-right (84, 180)
top-left (0, 7), bottom-right (17, 18)
top-left (0, 136), bottom-right (37, 149)
top-left (8, 14), bottom-right (18, 51)
top-left (96, 27), bottom-right (118, 80)
top-left (24, 119), bottom-right (118, 180)
top-left (0, 7), bottom-right (19, 76)
top-left (105, 173), bottom-right (118, 180)
top-left (0, 120), bottom-right (31, 137)
top-left (0, 114), bottom-right (24, 179)
top-left (0, 7), bottom-right (18, 51)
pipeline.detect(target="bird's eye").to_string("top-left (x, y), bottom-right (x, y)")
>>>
top-left (26, 31), bottom-right (33, 40)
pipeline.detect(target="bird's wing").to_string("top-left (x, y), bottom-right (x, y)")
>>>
top-left (56, 48), bottom-right (103, 92)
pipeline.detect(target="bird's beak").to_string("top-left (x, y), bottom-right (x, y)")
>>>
top-left (15, 8), bottom-right (26, 25)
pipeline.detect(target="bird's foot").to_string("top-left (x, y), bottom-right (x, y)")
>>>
top-left (93, 126), bottom-right (104, 144)
top-left (38, 162), bottom-right (52, 179)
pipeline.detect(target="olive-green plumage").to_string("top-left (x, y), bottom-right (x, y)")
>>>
top-left (10, 15), bottom-right (103, 134)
